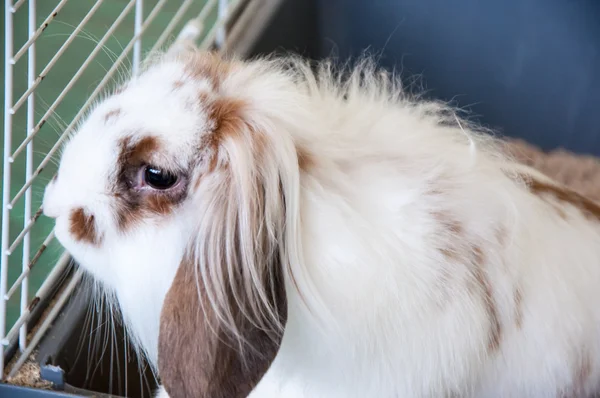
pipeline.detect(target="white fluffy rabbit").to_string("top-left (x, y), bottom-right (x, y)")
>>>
top-left (43, 50), bottom-right (600, 398)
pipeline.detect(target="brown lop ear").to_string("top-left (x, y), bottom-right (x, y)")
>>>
top-left (158, 254), bottom-right (287, 398)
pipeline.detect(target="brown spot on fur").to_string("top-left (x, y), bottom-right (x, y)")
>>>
top-left (433, 212), bottom-right (464, 236)
top-left (432, 214), bottom-right (503, 351)
top-left (472, 246), bottom-right (485, 267)
top-left (468, 246), bottom-right (502, 352)
top-left (207, 97), bottom-right (247, 140)
top-left (184, 52), bottom-right (232, 91)
top-left (297, 148), bottom-right (316, 171)
top-left (433, 212), bottom-right (465, 261)
top-left (158, 252), bottom-right (286, 398)
top-left (103, 109), bottom-right (121, 124)
top-left (69, 208), bottom-right (101, 245)
top-left (514, 286), bottom-right (523, 329)
top-left (123, 136), bottom-right (160, 165)
top-left (206, 96), bottom-right (247, 163)
top-left (173, 80), bottom-right (185, 89)
top-left (439, 247), bottom-right (461, 262)
top-left (519, 173), bottom-right (600, 222)
top-left (188, 95), bottom-right (247, 191)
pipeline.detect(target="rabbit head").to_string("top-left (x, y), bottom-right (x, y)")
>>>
top-left (42, 51), bottom-right (301, 396)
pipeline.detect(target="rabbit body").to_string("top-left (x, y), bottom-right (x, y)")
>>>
top-left (43, 51), bottom-right (600, 398)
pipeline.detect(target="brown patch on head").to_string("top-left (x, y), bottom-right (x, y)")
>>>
top-left (158, 252), bottom-right (286, 398)
top-left (122, 136), bottom-right (160, 165)
top-left (69, 208), bottom-right (101, 245)
top-left (184, 52), bottom-right (232, 92)
top-left (207, 97), bottom-right (247, 140)
top-left (188, 94), bottom-right (247, 191)
top-left (518, 173), bottom-right (600, 222)
top-left (103, 109), bottom-right (121, 124)
top-left (513, 286), bottom-right (523, 329)
top-left (114, 136), bottom-right (189, 231)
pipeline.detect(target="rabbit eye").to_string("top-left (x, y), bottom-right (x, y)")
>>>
top-left (143, 166), bottom-right (178, 190)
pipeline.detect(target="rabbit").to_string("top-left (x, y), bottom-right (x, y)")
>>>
top-left (42, 49), bottom-right (600, 398)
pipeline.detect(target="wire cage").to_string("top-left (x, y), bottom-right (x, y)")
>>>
top-left (4, 0), bottom-right (600, 396)
top-left (0, 0), bottom-right (254, 392)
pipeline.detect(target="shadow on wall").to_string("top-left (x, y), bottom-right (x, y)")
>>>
top-left (251, 0), bottom-right (600, 156)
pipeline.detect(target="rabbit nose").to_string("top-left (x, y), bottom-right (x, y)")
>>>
top-left (42, 182), bottom-right (62, 219)
top-left (42, 205), bottom-right (59, 219)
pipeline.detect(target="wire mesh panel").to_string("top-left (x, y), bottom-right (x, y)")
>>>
top-left (1, 0), bottom-right (243, 381)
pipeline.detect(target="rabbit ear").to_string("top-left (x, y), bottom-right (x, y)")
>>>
top-left (158, 253), bottom-right (286, 398)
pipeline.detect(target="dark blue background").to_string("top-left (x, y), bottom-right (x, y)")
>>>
top-left (253, 0), bottom-right (600, 155)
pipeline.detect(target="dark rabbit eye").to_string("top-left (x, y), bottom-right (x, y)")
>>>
top-left (143, 166), bottom-right (178, 190)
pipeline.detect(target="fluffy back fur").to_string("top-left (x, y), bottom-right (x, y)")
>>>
top-left (44, 50), bottom-right (600, 398)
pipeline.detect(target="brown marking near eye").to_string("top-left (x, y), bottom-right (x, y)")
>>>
top-left (173, 80), bottom-right (185, 89)
top-left (114, 136), bottom-right (187, 231)
top-left (146, 194), bottom-right (176, 215)
top-left (513, 285), bottom-right (523, 329)
top-left (103, 109), bottom-right (122, 124)
top-left (69, 208), bottom-right (101, 245)
top-left (184, 52), bottom-right (232, 91)
top-left (123, 136), bottom-right (160, 166)
top-left (518, 173), bottom-right (600, 222)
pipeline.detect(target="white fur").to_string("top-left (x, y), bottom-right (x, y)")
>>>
top-left (44, 52), bottom-right (600, 398)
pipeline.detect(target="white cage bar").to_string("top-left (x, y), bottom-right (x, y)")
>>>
top-left (1, 0), bottom-right (243, 381)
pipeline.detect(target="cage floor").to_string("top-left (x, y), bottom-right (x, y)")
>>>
top-left (1, 0), bottom-right (217, 334)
